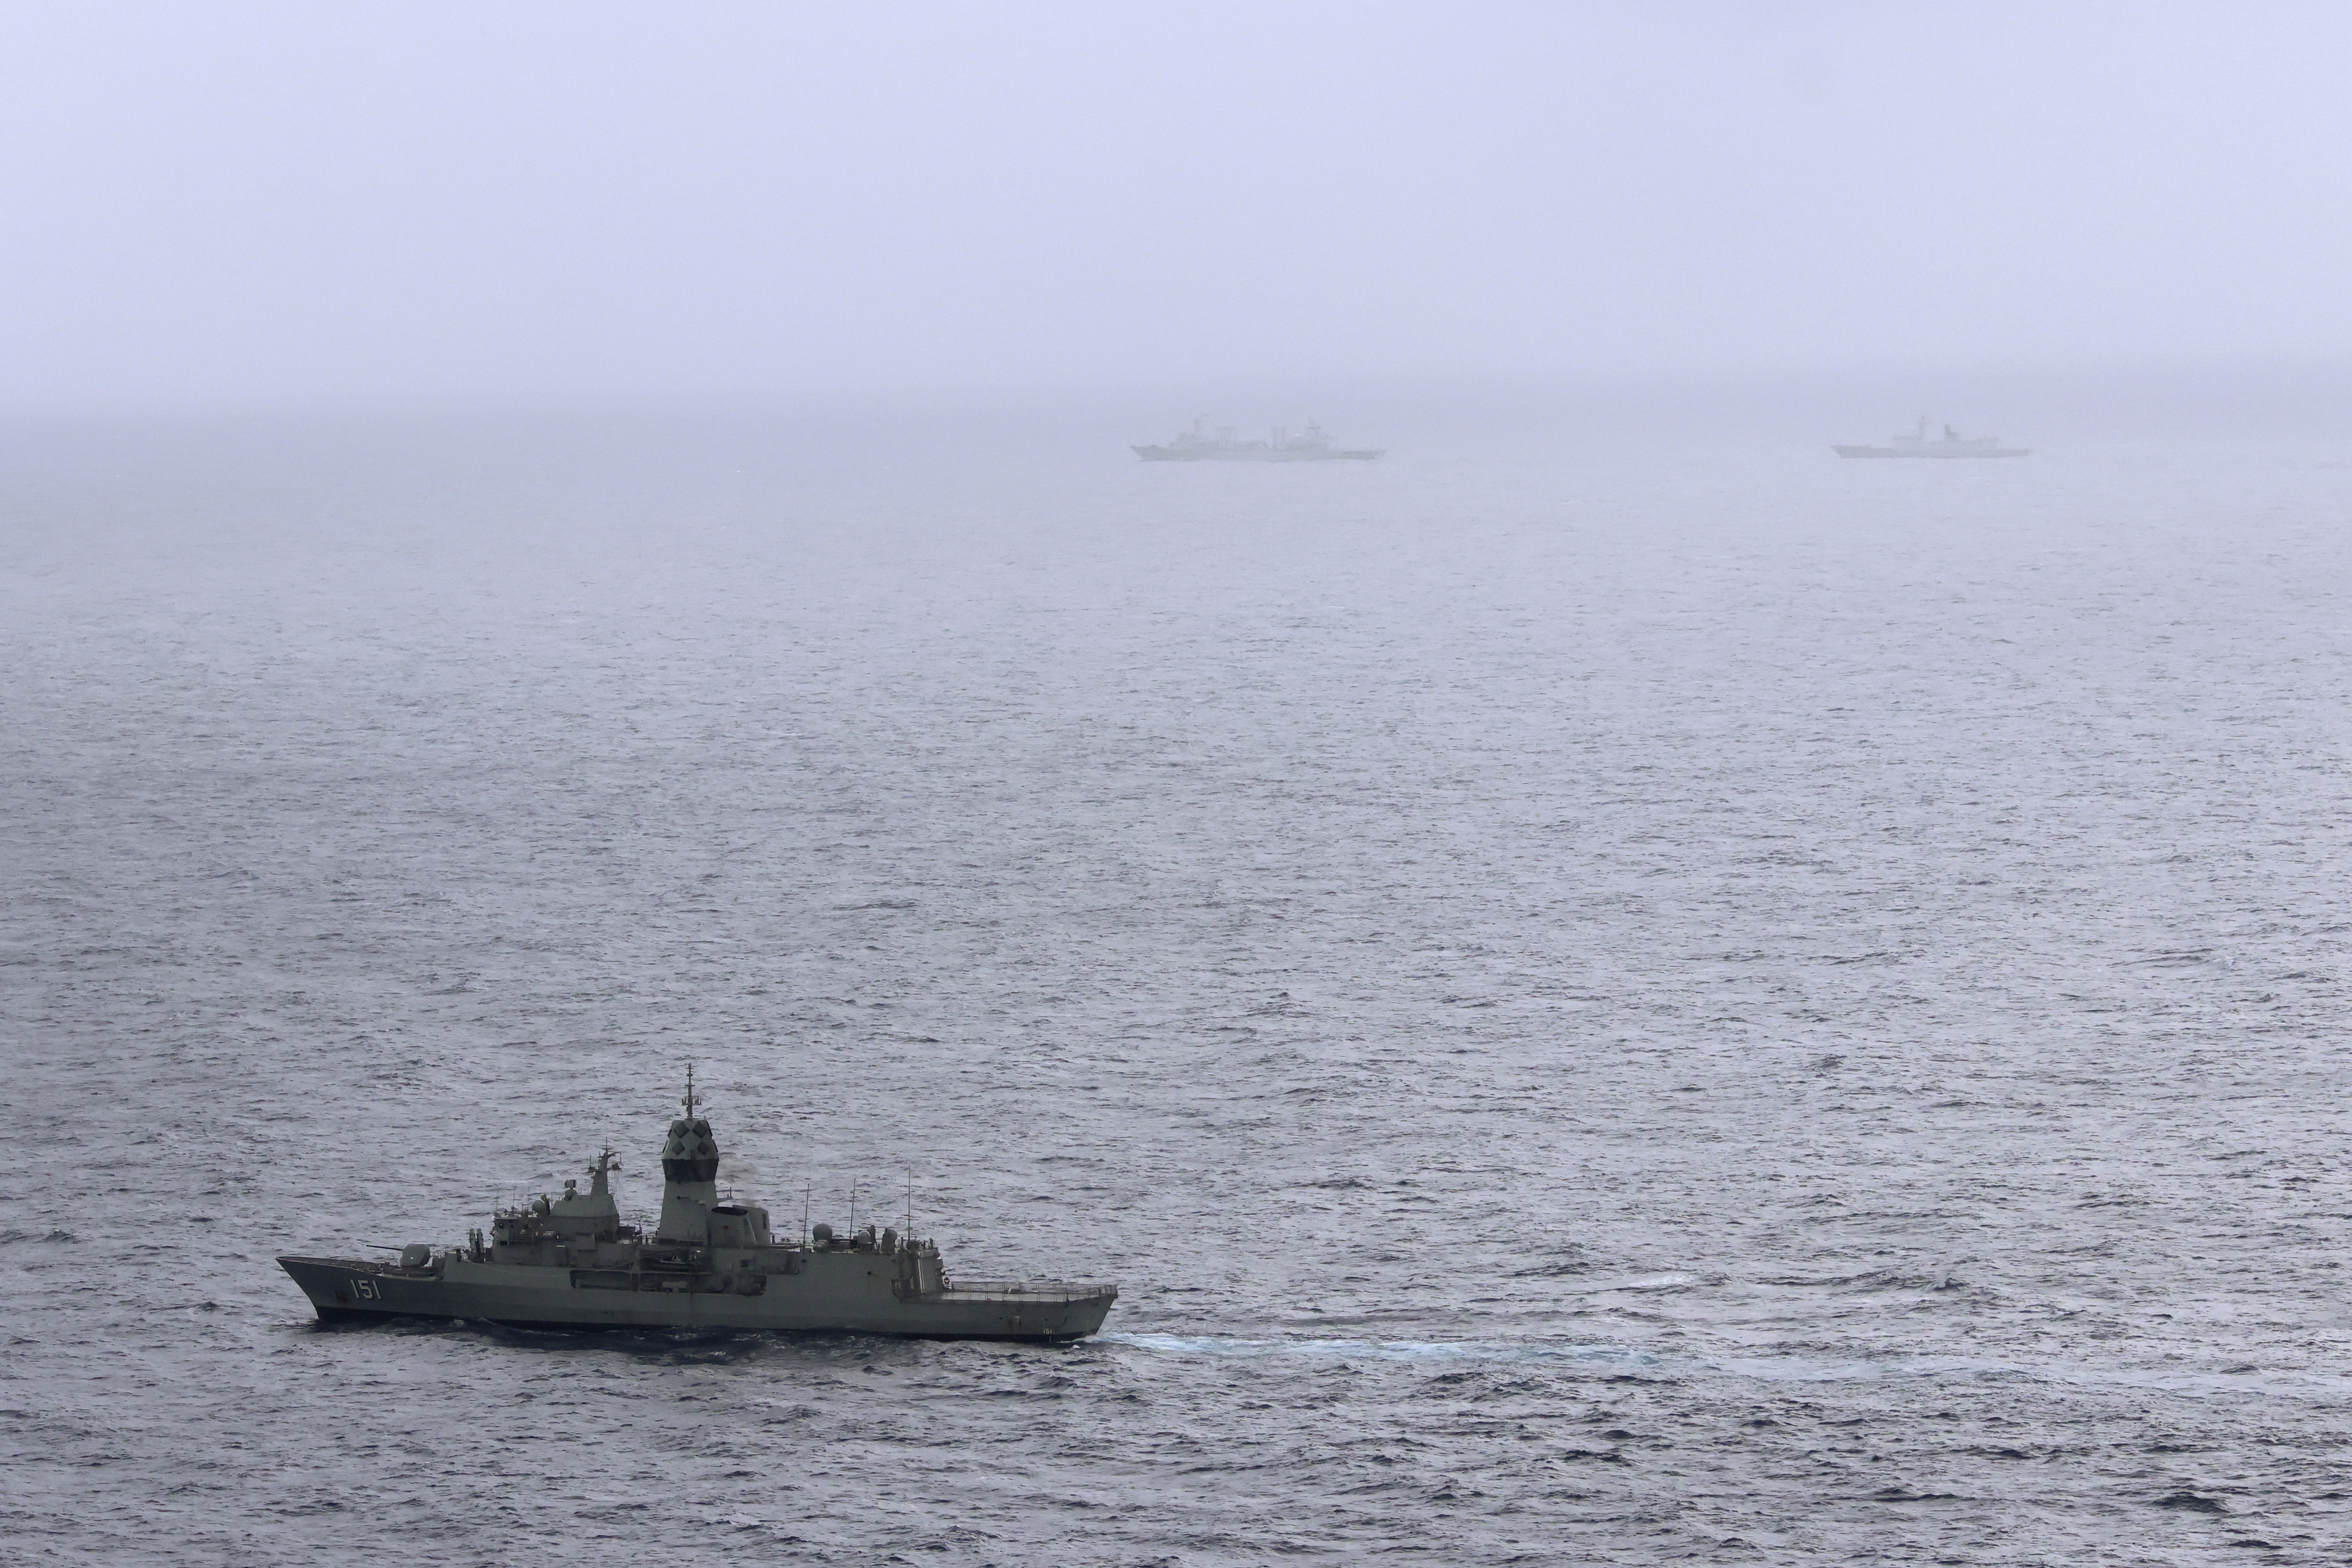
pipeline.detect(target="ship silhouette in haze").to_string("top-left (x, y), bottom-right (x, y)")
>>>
top-left (1135, 418), bottom-right (1384, 461)
top-left (1835, 416), bottom-right (2030, 459)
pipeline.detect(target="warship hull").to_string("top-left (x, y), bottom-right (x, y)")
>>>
top-left (1133, 445), bottom-right (1382, 462)
top-left (279, 1253), bottom-right (1117, 1341)
top-left (1832, 444), bottom-right (2030, 459)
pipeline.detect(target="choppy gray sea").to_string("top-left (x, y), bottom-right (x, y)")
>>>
top-left (5, 405), bottom-right (2351, 1565)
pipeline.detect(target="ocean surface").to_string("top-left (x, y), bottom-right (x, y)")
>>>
top-left (5, 402), bottom-right (2351, 1564)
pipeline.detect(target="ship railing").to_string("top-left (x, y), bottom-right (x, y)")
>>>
top-left (940, 1277), bottom-right (1114, 1302)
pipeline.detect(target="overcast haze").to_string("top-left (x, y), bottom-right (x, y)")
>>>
top-left (5, 2), bottom-right (2351, 411)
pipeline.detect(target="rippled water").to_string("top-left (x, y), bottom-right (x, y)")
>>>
top-left (5, 407), bottom-right (2351, 1563)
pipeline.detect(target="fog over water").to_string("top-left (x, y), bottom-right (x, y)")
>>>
top-left (8, 7), bottom-right (2352, 1567)
top-left (6, 3), bottom-right (2352, 406)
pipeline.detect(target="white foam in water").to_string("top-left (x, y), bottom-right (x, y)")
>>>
top-left (1102, 1332), bottom-right (1665, 1368)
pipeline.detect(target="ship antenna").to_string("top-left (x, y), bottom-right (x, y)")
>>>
top-left (682, 1062), bottom-right (697, 1121)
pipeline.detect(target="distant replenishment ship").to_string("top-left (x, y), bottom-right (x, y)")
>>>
top-left (1135, 418), bottom-right (1384, 462)
top-left (1834, 416), bottom-right (2030, 459)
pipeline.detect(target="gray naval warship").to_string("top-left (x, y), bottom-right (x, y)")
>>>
top-left (278, 1076), bottom-right (1119, 1341)
top-left (1834, 416), bottom-right (2030, 459)
top-left (1135, 418), bottom-right (1383, 461)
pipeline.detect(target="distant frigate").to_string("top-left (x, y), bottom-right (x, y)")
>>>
top-left (278, 1071), bottom-right (1119, 1340)
top-left (1834, 416), bottom-right (2030, 459)
top-left (1135, 418), bottom-right (1384, 461)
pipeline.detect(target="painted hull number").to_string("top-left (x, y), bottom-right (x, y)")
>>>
top-left (351, 1277), bottom-right (381, 1301)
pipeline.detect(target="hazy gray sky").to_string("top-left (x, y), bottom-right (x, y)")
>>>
top-left (5, 3), bottom-right (2349, 409)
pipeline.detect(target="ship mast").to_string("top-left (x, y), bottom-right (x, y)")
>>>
top-left (656, 1066), bottom-right (721, 1242)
